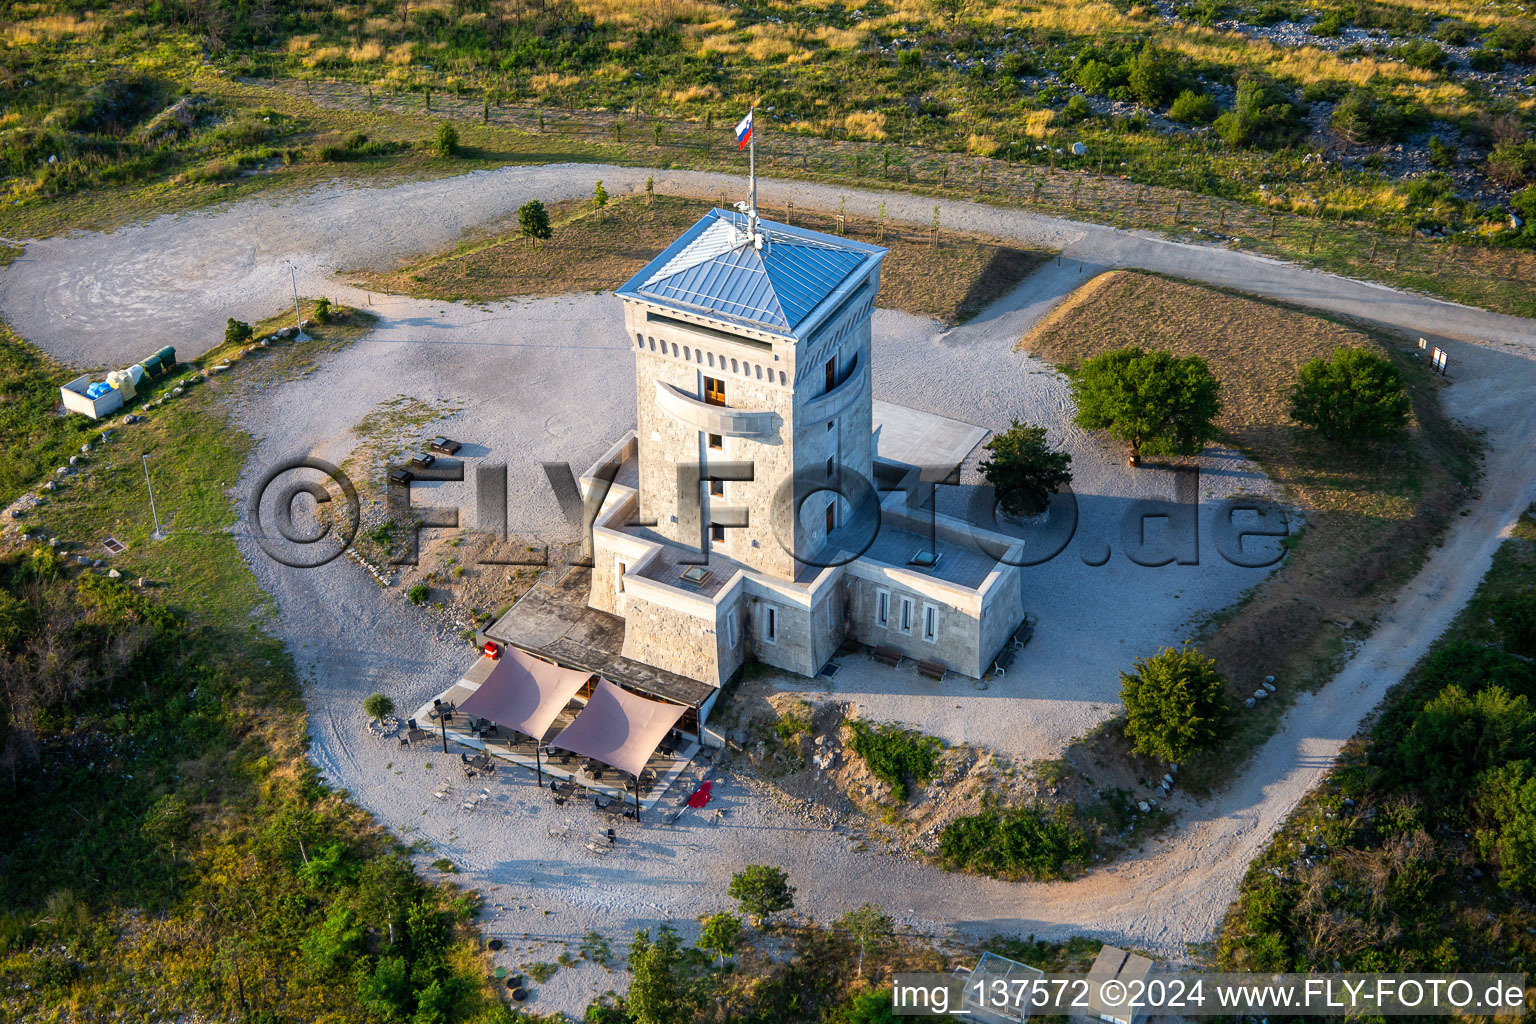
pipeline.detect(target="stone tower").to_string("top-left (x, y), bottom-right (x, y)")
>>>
top-left (614, 209), bottom-right (886, 581)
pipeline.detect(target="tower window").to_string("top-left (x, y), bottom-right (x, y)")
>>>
top-left (709, 478), bottom-right (725, 497)
top-left (825, 357), bottom-right (836, 393)
top-left (707, 433), bottom-right (723, 451)
top-left (765, 606), bottom-right (777, 643)
top-left (703, 376), bottom-right (726, 406)
top-left (710, 523), bottom-right (726, 544)
top-left (923, 604), bottom-right (938, 643)
top-left (876, 589), bottom-right (890, 627)
top-left (826, 456), bottom-right (834, 479)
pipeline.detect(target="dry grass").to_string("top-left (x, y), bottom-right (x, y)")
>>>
top-left (351, 194), bottom-right (1047, 325)
top-left (1026, 272), bottom-right (1479, 791)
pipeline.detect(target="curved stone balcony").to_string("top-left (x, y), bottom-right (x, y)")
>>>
top-left (802, 351), bottom-right (868, 424)
top-left (655, 381), bottom-right (778, 438)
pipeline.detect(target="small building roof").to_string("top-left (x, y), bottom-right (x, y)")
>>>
top-left (1084, 945), bottom-right (1154, 1024)
top-left (616, 208), bottom-right (885, 340)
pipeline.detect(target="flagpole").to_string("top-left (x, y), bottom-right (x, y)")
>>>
top-left (748, 104), bottom-right (757, 239)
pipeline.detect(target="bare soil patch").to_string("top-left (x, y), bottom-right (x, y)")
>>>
top-left (349, 193), bottom-right (1047, 326)
top-left (1021, 271), bottom-right (1481, 792)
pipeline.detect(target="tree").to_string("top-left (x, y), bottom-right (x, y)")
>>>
top-left (352, 954), bottom-right (413, 1021)
top-left (1169, 89), bottom-right (1218, 125)
top-left (1070, 346), bottom-right (1222, 464)
top-left (1398, 685), bottom-right (1536, 803)
top-left (363, 691), bottom-right (395, 724)
top-left (433, 122), bottom-right (458, 157)
top-left (697, 912), bottom-right (741, 966)
top-left (518, 199), bottom-right (552, 244)
top-left (626, 925), bottom-right (700, 1024)
top-left (1127, 42), bottom-right (1180, 108)
top-left (979, 420), bottom-right (1072, 516)
top-left (225, 318), bottom-right (253, 347)
top-left (593, 178), bottom-right (609, 213)
top-left (838, 903), bottom-right (893, 978)
top-left (645, 174), bottom-right (655, 205)
top-left (313, 296), bottom-right (332, 323)
top-left (1476, 759), bottom-right (1536, 894)
top-left (1119, 646), bottom-right (1227, 763)
top-left (728, 864), bottom-right (795, 925)
top-left (1289, 347), bottom-right (1410, 442)
top-left (142, 792), bottom-right (192, 866)
top-left (355, 855), bottom-right (414, 945)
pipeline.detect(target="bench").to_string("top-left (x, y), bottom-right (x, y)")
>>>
top-left (917, 659), bottom-right (947, 681)
top-left (871, 644), bottom-right (903, 667)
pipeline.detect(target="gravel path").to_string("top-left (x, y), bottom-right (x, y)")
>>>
top-left (5, 166), bottom-right (1536, 1016)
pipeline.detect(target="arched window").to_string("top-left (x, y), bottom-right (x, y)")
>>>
top-left (671, 343), bottom-right (679, 357)
top-left (778, 370), bottom-right (786, 386)
top-left (707, 352), bottom-right (714, 367)
top-left (684, 346), bottom-right (692, 361)
top-left (731, 358), bottom-right (739, 374)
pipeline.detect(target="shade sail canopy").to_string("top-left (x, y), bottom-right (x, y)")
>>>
top-left (455, 647), bottom-right (592, 741)
top-left (549, 678), bottom-right (687, 778)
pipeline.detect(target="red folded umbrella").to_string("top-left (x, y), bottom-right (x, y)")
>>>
top-left (686, 780), bottom-right (713, 808)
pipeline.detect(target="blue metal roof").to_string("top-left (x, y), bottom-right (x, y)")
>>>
top-left (616, 209), bottom-right (885, 339)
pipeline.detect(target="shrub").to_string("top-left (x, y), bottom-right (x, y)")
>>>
top-left (1073, 60), bottom-right (1123, 97)
top-left (1428, 135), bottom-right (1457, 168)
top-left (224, 318), bottom-right (253, 347)
top-left (847, 720), bottom-right (942, 802)
top-left (362, 692), bottom-right (394, 722)
top-left (1396, 39), bottom-right (1448, 71)
top-left (1310, 11), bottom-right (1345, 36)
top-left (593, 178), bottom-right (608, 211)
top-left (1063, 94), bottom-right (1093, 123)
top-left (1119, 646), bottom-right (1228, 763)
top-left (1397, 685), bottom-right (1536, 803)
top-left (979, 420), bottom-right (1072, 516)
top-left (1070, 346), bottom-right (1222, 462)
top-left (406, 583), bottom-right (430, 605)
top-left (313, 296), bottom-right (332, 323)
top-left (938, 805), bottom-right (1094, 880)
top-left (1215, 77), bottom-right (1303, 148)
top-left (1418, 639), bottom-right (1536, 697)
top-left (828, 991), bottom-right (900, 1024)
top-left (1169, 89), bottom-right (1218, 124)
top-left (1469, 48), bottom-right (1505, 72)
top-left (1436, 19), bottom-right (1475, 45)
top-left (1489, 141), bottom-right (1536, 189)
top-left (1475, 760), bottom-right (1536, 893)
top-left (697, 912), bottom-right (741, 966)
top-left (433, 122), bottom-right (458, 157)
top-left (1492, 591), bottom-right (1536, 658)
top-left (728, 865), bottom-right (795, 924)
top-left (1330, 89), bottom-right (1417, 145)
top-left (1289, 347), bottom-right (1410, 441)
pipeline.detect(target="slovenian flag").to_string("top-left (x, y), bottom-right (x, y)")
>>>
top-left (735, 110), bottom-right (753, 150)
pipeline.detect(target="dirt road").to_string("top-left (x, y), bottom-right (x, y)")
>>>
top-left (4, 166), bottom-right (1535, 995)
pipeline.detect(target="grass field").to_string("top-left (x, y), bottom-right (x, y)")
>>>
top-left (1022, 271), bottom-right (1480, 793)
top-left (1216, 504), bottom-right (1536, 972)
top-left (352, 192), bottom-right (1048, 324)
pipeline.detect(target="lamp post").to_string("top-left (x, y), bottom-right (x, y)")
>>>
top-left (290, 265), bottom-right (311, 342)
top-left (142, 453), bottom-right (164, 539)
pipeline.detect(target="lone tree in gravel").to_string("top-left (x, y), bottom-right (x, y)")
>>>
top-left (728, 865), bottom-right (795, 926)
top-left (697, 912), bottom-right (741, 966)
top-left (1289, 347), bottom-right (1411, 441)
top-left (518, 199), bottom-right (552, 245)
top-left (224, 318), bottom-right (252, 347)
top-left (1120, 646), bottom-right (1228, 763)
top-left (362, 692), bottom-right (394, 724)
top-left (1070, 346), bottom-right (1222, 465)
top-left (838, 903), bottom-right (894, 978)
top-left (979, 420), bottom-right (1073, 516)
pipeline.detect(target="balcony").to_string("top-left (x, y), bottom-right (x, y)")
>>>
top-left (655, 381), bottom-right (777, 438)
